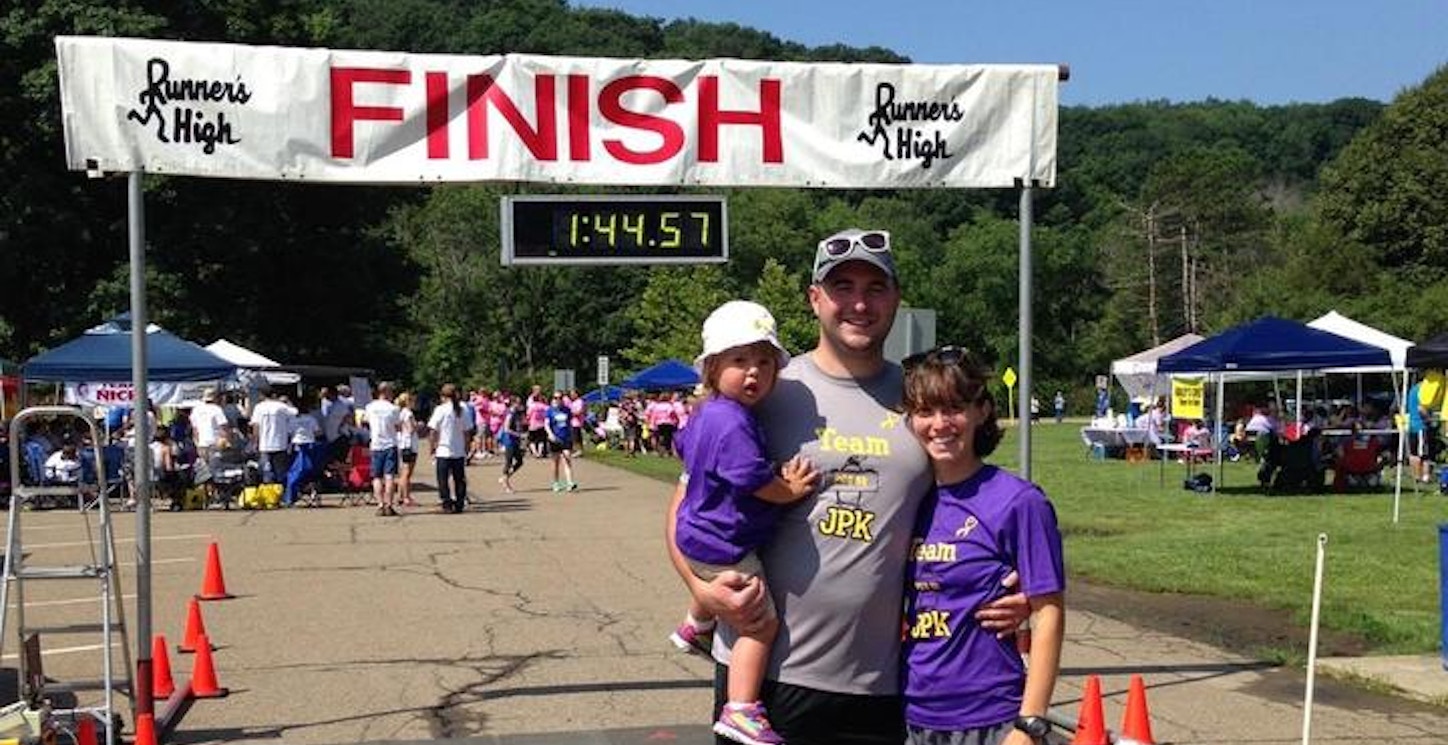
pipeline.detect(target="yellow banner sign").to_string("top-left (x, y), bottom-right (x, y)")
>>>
top-left (1172, 377), bottom-right (1205, 420)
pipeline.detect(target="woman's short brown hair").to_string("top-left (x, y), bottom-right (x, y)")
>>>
top-left (902, 349), bottom-right (1003, 458)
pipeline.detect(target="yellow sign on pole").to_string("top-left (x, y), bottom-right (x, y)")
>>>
top-left (1002, 367), bottom-right (1017, 422)
top-left (1172, 376), bottom-right (1205, 420)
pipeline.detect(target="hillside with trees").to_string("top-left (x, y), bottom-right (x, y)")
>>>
top-left (2, 0), bottom-right (1443, 399)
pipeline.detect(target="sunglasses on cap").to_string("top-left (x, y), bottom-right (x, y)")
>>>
top-left (902, 345), bottom-right (974, 373)
top-left (818, 230), bottom-right (891, 258)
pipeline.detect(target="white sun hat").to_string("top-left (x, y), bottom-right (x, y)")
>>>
top-left (695, 300), bottom-right (791, 369)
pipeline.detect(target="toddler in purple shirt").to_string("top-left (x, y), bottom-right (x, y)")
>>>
top-left (671, 300), bottom-right (819, 745)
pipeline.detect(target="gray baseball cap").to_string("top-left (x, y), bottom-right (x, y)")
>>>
top-left (811, 228), bottom-right (897, 284)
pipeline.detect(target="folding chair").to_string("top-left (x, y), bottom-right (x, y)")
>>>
top-left (339, 444), bottom-right (373, 506)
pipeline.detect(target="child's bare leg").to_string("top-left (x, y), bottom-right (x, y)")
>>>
top-left (726, 613), bottom-right (778, 703)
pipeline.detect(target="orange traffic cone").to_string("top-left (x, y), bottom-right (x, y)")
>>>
top-left (152, 635), bottom-right (175, 698)
top-left (1071, 674), bottom-right (1108, 745)
top-left (178, 597), bottom-right (212, 654)
top-left (134, 712), bottom-right (157, 745)
top-left (196, 542), bottom-right (234, 600)
top-left (75, 716), bottom-right (98, 745)
top-left (190, 633), bottom-right (229, 698)
top-left (1119, 674), bottom-right (1157, 745)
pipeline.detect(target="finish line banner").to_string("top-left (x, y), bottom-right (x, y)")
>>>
top-left (56, 36), bottom-right (1058, 189)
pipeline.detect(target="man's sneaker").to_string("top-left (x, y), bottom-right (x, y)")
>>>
top-left (668, 622), bottom-right (714, 656)
top-left (551, 481), bottom-right (563, 492)
top-left (567, 481), bottom-right (579, 492)
top-left (713, 702), bottom-right (784, 745)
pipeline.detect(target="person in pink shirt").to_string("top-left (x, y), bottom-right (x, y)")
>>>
top-left (645, 393), bottom-right (667, 455)
top-left (526, 386), bottom-right (549, 458)
top-left (488, 392), bottom-right (508, 454)
top-left (568, 389), bottom-right (587, 455)
top-left (656, 392), bottom-right (681, 457)
top-left (672, 392), bottom-right (690, 435)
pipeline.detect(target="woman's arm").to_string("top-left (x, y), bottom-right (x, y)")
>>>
top-left (1017, 593), bottom-right (1064, 726)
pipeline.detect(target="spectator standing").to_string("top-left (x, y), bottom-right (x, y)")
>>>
top-left (396, 391), bottom-right (419, 507)
top-left (190, 388), bottom-right (229, 461)
top-left (250, 385), bottom-right (296, 484)
top-left (364, 383), bottom-right (402, 516)
top-left (569, 389), bottom-right (587, 455)
top-left (1053, 390), bottom-right (1066, 424)
top-left (428, 383), bottom-right (469, 514)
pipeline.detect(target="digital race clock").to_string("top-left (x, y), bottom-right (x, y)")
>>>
top-left (500, 195), bottom-right (728, 266)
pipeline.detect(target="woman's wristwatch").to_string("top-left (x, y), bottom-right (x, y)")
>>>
top-left (1013, 715), bottom-right (1052, 741)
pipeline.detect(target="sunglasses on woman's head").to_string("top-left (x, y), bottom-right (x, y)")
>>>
top-left (818, 230), bottom-right (891, 258)
top-left (902, 345), bottom-right (972, 373)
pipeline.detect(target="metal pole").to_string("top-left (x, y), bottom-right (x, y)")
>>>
top-left (1394, 371), bottom-right (1409, 523)
top-left (128, 172), bottom-right (154, 720)
top-left (1018, 180), bottom-right (1034, 481)
top-left (1216, 374), bottom-right (1225, 488)
top-left (1302, 533), bottom-right (1329, 745)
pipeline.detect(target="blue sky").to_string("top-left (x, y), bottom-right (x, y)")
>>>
top-left (569, 0), bottom-right (1448, 106)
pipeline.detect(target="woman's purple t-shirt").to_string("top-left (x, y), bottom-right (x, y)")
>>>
top-left (673, 396), bottom-right (779, 566)
top-left (903, 465), bottom-right (1065, 731)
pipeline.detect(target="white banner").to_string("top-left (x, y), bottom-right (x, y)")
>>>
top-left (56, 36), bottom-right (1058, 189)
top-left (65, 381), bottom-right (212, 408)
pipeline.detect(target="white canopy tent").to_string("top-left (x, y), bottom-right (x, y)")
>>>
top-left (1307, 311), bottom-right (1412, 373)
top-left (1307, 311), bottom-right (1416, 522)
top-left (1110, 334), bottom-right (1205, 403)
top-left (205, 339), bottom-right (300, 385)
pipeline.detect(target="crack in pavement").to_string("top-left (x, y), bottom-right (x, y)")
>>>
top-left (423, 650), bottom-right (565, 739)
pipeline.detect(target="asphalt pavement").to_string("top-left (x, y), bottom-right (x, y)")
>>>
top-left (5, 449), bottom-right (1445, 744)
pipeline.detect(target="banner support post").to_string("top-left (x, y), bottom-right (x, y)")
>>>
top-left (1018, 178), bottom-right (1034, 480)
top-left (128, 170), bottom-right (154, 721)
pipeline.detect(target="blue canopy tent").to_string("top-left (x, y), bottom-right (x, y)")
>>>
top-left (1156, 316), bottom-right (1394, 498)
top-left (582, 385), bottom-right (625, 403)
top-left (1156, 316), bottom-right (1391, 374)
top-left (621, 359), bottom-right (700, 390)
top-left (23, 317), bottom-right (236, 383)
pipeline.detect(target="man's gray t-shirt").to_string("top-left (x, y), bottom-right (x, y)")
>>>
top-left (714, 352), bottom-right (931, 695)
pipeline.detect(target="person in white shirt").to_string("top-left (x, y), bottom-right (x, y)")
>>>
top-left (396, 391), bottom-right (419, 507)
top-left (320, 386), bottom-right (355, 463)
top-left (250, 385), bottom-right (297, 484)
top-left (189, 388), bottom-right (230, 460)
top-left (365, 382), bottom-right (402, 517)
top-left (44, 444), bottom-right (82, 484)
top-left (282, 399), bottom-right (324, 507)
top-left (427, 383), bottom-right (469, 514)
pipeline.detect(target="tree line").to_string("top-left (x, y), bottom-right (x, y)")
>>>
top-left (2, 1), bottom-right (1444, 407)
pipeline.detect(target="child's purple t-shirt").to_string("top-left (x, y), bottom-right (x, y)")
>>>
top-left (673, 396), bottom-right (779, 566)
top-left (903, 465), bottom-right (1065, 731)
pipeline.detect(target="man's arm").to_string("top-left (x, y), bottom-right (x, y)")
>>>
top-left (665, 479), bottom-right (769, 633)
top-left (975, 570), bottom-right (1031, 636)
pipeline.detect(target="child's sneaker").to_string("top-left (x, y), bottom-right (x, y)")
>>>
top-left (567, 481), bottom-right (579, 492)
top-left (668, 621), bottom-right (714, 656)
top-left (551, 481), bottom-right (563, 492)
top-left (713, 701), bottom-right (784, 745)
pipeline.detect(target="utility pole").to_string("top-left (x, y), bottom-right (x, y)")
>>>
top-left (1146, 206), bottom-right (1159, 346)
top-left (1180, 224), bottom-right (1189, 333)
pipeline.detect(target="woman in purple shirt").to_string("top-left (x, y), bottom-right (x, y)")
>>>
top-left (901, 347), bottom-right (1066, 745)
top-left (671, 300), bottom-right (819, 745)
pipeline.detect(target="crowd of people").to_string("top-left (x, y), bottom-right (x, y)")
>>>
top-left (0, 377), bottom-right (714, 515)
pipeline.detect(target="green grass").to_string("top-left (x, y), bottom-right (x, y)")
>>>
top-left (591, 423), bottom-right (1448, 655)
